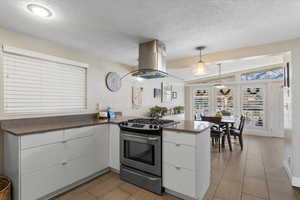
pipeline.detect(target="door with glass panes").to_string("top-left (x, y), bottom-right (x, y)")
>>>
top-left (241, 84), bottom-right (266, 129)
top-left (213, 87), bottom-right (235, 116)
top-left (192, 88), bottom-right (210, 120)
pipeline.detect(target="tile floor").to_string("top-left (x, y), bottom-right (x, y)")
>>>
top-left (53, 135), bottom-right (300, 200)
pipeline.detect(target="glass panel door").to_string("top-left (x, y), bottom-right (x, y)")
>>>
top-left (193, 88), bottom-right (209, 120)
top-left (215, 88), bottom-right (234, 115)
top-left (241, 85), bottom-right (265, 129)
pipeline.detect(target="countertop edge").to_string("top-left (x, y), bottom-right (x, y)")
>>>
top-left (162, 125), bottom-right (211, 134)
top-left (1, 119), bottom-right (210, 136)
top-left (1, 120), bottom-right (122, 136)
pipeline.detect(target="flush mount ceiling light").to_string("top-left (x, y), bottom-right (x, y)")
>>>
top-left (192, 46), bottom-right (208, 76)
top-left (26, 3), bottom-right (53, 18)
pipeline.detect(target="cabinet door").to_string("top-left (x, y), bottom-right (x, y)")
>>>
top-left (65, 154), bottom-right (97, 184)
top-left (94, 125), bottom-right (109, 171)
top-left (21, 164), bottom-right (66, 200)
top-left (65, 136), bottom-right (95, 160)
top-left (21, 142), bottom-right (64, 175)
top-left (109, 124), bottom-right (120, 171)
top-left (163, 163), bottom-right (196, 198)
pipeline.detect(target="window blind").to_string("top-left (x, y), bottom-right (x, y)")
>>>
top-left (1, 46), bottom-right (88, 115)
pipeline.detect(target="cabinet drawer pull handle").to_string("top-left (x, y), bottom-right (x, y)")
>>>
top-left (175, 166), bottom-right (181, 170)
top-left (176, 143), bottom-right (181, 147)
top-left (61, 162), bottom-right (68, 166)
top-left (61, 141), bottom-right (67, 144)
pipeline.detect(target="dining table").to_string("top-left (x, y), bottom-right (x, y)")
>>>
top-left (202, 115), bottom-right (236, 151)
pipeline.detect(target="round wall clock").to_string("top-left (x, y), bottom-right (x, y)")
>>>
top-left (105, 72), bottom-right (122, 92)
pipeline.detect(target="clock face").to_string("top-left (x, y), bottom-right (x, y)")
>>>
top-left (106, 72), bottom-right (122, 92)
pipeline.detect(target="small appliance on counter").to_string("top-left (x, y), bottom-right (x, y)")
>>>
top-left (97, 110), bottom-right (108, 119)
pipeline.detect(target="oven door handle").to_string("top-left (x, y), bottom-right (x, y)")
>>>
top-left (122, 134), bottom-right (159, 141)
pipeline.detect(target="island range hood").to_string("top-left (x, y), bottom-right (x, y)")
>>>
top-left (120, 40), bottom-right (182, 80)
top-left (131, 40), bottom-right (168, 79)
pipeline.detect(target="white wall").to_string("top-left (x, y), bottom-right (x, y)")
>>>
top-left (0, 27), bottom-right (185, 119)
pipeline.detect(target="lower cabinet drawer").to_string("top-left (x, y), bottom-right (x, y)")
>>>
top-left (163, 130), bottom-right (196, 146)
top-left (21, 130), bottom-right (64, 150)
top-left (21, 164), bottom-right (66, 200)
top-left (163, 141), bottom-right (195, 170)
top-left (163, 163), bottom-right (196, 198)
top-left (64, 126), bottom-right (95, 140)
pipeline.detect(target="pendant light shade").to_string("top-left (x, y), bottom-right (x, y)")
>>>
top-left (213, 63), bottom-right (226, 89)
top-left (193, 46), bottom-right (208, 75)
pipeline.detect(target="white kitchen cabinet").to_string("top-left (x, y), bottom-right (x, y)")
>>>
top-left (109, 124), bottom-right (120, 171)
top-left (94, 125), bottom-right (110, 171)
top-left (21, 164), bottom-right (66, 200)
top-left (163, 141), bottom-right (195, 170)
top-left (21, 142), bottom-right (64, 175)
top-left (20, 130), bottom-right (64, 150)
top-left (4, 124), bottom-right (110, 200)
top-left (163, 163), bottom-right (196, 198)
top-left (163, 128), bottom-right (210, 200)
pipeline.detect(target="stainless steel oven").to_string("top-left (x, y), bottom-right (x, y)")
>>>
top-left (120, 130), bottom-right (161, 176)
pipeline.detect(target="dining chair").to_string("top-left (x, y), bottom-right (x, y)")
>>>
top-left (230, 115), bottom-right (246, 150)
top-left (201, 116), bottom-right (224, 152)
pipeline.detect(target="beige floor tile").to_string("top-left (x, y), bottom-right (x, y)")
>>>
top-left (67, 192), bottom-right (96, 200)
top-left (98, 188), bottom-right (130, 200)
top-left (214, 179), bottom-right (242, 200)
top-left (268, 180), bottom-right (299, 200)
top-left (118, 181), bottom-right (140, 194)
top-left (243, 176), bottom-right (268, 199)
top-left (242, 193), bottom-right (265, 200)
top-left (129, 189), bottom-right (158, 200)
top-left (87, 176), bottom-right (123, 198)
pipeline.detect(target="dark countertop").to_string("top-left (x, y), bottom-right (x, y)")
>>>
top-left (1, 115), bottom-right (210, 136)
top-left (163, 120), bottom-right (210, 134)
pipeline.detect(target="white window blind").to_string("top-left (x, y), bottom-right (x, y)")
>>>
top-left (1, 46), bottom-right (88, 115)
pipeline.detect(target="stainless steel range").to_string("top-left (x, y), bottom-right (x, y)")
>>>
top-left (119, 118), bottom-right (177, 194)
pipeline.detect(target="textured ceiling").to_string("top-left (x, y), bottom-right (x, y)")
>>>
top-left (0, 0), bottom-right (299, 66)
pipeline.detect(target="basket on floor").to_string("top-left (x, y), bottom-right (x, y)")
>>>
top-left (0, 177), bottom-right (11, 200)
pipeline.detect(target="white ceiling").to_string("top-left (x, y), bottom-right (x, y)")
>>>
top-left (0, 0), bottom-right (299, 66)
top-left (168, 55), bottom-right (283, 81)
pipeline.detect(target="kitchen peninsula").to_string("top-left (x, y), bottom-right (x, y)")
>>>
top-left (1, 114), bottom-right (210, 200)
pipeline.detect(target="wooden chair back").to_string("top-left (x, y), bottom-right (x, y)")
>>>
top-left (239, 115), bottom-right (246, 135)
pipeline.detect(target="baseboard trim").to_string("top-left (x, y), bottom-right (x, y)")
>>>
top-left (283, 160), bottom-right (300, 187)
top-left (292, 177), bottom-right (300, 187)
top-left (165, 188), bottom-right (197, 200)
top-left (109, 167), bottom-right (120, 174)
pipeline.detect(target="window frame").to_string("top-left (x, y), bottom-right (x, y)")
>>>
top-left (0, 45), bottom-right (88, 119)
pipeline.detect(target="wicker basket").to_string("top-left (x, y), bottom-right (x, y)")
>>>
top-left (0, 177), bottom-right (11, 200)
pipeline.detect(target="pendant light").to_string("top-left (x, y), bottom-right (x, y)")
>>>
top-left (192, 46), bottom-right (208, 75)
top-left (213, 63), bottom-right (226, 89)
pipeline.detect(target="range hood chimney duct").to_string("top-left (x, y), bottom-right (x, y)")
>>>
top-left (132, 40), bottom-right (168, 79)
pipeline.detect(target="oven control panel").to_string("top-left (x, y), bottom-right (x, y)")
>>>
top-left (119, 122), bottom-right (160, 130)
